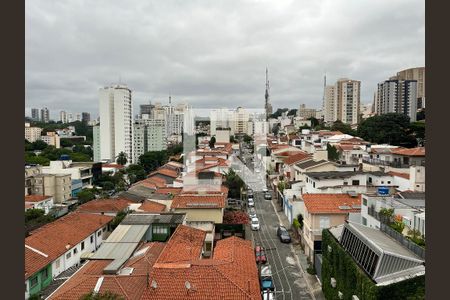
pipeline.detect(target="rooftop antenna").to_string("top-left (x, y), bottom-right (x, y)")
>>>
top-left (322, 72), bottom-right (327, 111)
top-left (169, 92), bottom-right (172, 105)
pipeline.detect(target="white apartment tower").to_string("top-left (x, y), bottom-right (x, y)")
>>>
top-left (60, 111), bottom-right (68, 124)
top-left (99, 84), bottom-right (134, 164)
top-left (324, 85), bottom-right (336, 123)
top-left (324, 78), bottom-right (361, 125)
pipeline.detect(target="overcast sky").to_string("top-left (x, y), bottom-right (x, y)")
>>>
top-left (25, 0), bottom-right (424, 120)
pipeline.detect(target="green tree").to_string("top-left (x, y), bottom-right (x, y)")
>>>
top-left (110, 211), bottom-right (127, 230)
top-left (31, 140), bottom-right (48, 151)
top-left (243, 134), bottom-right (253, 144)
top-left (272, 124), bottom-right (280, 135)
top-left (76, 189), bottom-right (96, 203)
top-left (223, 169), bottom-right (245, 199)
top-left (270, 108), bottom-right (289, 119)
top-left (25, 153), bottom-right (50, 166)
top-left (277, 180), bottom-right (286, 194)
top-left (116, 151), bottom-right (128, 165)
top-left (126, 164), bottom-right (147, 184)
top-left (331, 120), bottom-right (355, 135)
top-left (167, 143), bottom-right (183, 156)
top-left (209, 136), bottom-right (216, 148)
top-left (287, 109), bottom-right (297, 116)
top-left (327, 143), bottom-right (339, 161)
top-left (138, 150), bottom-right (169, 173)
top-left (308, 117), bottom-right (319, 128)
top-left (357, 113), bottom-right (418, 147)
top-left (70, 152), bottom-right (91, 162)
top-left (60, 139), bottom-right (74, 148)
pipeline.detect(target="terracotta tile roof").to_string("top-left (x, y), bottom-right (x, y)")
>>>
top-left (391, 147), bottom-right (425, 157)
top-left (25, 195), bottom-right (52, 203)
top-left (25, 212), bottom-right (113, 279)
top-left (50, 243), bottom-right (166, 300)
top-left (135, 177), bottom-right (167, 189)
top-left (283, 152), bottom-right (311, 165)
top-left (388, 171), bottom-right (410, 180)
top-left (76, 198), bottom-right (131, 213)
top-left (336, 144), bottom-right (358, 151)
top-left (317, 130), bottom-right (343, 136)
top-left (303, 194), bottom-right (362, 214)
top-left (181, 185), bottom-right (229, 195)
top-left (149, 168), bottom-right (179, 178)
top-left (171, 194), bottom-right (226, 209)
top-left (25, 246), bottom-right (53, 280)
top-left (156, 225), bottom-right (206, 263)
top-left (137, 200), bottom-right (166, 212)
top-left (25, 203), bottom-right (34, 209)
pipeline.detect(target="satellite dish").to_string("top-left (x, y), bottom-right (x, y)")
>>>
top-left (151, 279), bottom-right (157, 289)
top-left (185, 281), bottom-right (191, 290)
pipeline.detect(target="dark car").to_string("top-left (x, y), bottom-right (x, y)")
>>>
top-left (264, 192), bottom-right (272, 200)
top-left (255, 246), bottom-right (267, 264)
top-left (277, 226), bottom-right (291, 243)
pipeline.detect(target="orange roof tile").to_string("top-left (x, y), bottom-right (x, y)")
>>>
top-left (25, 212), bottom-right (113, 279)
top-left (102, 163), bottom-right (125, 169)
top-left (391, 147), bottom-right (425, 157)
top-left (25, 195), bottom-right (52, 203)
top-left (156, 225), bottom-right (206, 263)
top-left (138, 200), bottom-right (166, 212)
top-left (283, 152), bottom-right (311, 165)
top-left (76, 198), bottom-right (131, 213)
top-left (388, 171), bottom-right (410, 180)
top-left (149, 168), bottom-right (179, 178)
top-left (303, 194), bottom-right (361, 214)
top-left (181, 185), bottom-right (229, 195)
top-left (171, 194), bottom-right (226, 209)
top-left (25, 246), bottom-right (53, 280)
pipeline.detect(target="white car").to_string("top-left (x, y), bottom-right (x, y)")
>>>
top-left (251, 217), bottom-right (260, 230)
top-left (248, 198), bottom-right (255, 207)
top-left (262, 187), bottom-right (268, 193)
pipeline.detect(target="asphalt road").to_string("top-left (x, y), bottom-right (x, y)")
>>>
top-left (251, 191), bottom-right (314, 300)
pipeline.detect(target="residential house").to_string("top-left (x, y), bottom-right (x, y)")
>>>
top-left (25, 195), bottom-right (54, 214)
top-left (29, 174), bottom-right (72, 203)
top-left (25, 212), bottom-right (113, 299)
top-left (47, 225), bottom-right (260, 300)
top-left (76, 198), bottom-right (132, 216)
top-left (302, 193), bottom-right (362, 262)
top-left (280, 152), bottom-right (312, 182)
top-left (293, 159), bottom-right (336, 183)
top-left (147, 168), bottom-right (179, 185)
top-left (321, 221), bottom-right (424, 299)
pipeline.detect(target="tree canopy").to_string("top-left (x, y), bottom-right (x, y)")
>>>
top-left (331, 120), bottom-right (356, 135)
top-left (357, 113), bottom-right (418, 147)
top-left (116, 151), bottom-right (128, 165)
top-left (138, 150), bottom-right (169, 173)
top-left (209, 136), bottom-right (216, 149)
top-left (223, 169), bottom-right (245, 199)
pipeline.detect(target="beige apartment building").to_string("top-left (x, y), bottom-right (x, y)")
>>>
top-left (397, 67), bottom-right (425, 107)
top-left (41, 132), bottom-right (61, 149)
top-left (324, 79), bottom-right (361, 125)
top-left (28, 173), bottom-right (72, 203)
top-left (25, 123), bottom-right (43, 143)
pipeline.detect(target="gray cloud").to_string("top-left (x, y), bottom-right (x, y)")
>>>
top-left (25, 0), bottom-right (424, 119)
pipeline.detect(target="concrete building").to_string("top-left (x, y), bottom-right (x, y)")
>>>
top-left (25, 195), bottom-right (55, 214)
top-left (99, 84), bottom-right (134, 164)
top-left (210, 108), bottom-right (235, 136)
top-left (40, 107), bottom-right (50, 123)
top-left (31, 108), bottom-right (40, 121)
top-left (140, 102), bottom-right (154, 117)
top-left (81, 112), bottom-right (90, 123)
top-left (375, 79), bottom-right (418, 122)
top-left (397, 67), bottom-right (425, 109)
top-left (40, 132), bottom-right (60, 149)
top-left (28, 173), bottom-right (72, 203)
top-left (92, 125), bottom-right (101, 162)
top-left (59, 111), bottom-right (68, 124)
top-left (233, 107), bottom-right (250, 134)
top-left (42, 160), bottom-right (94, 195)
top-left (25, 123), bottom-right (43, 142)
top-left (298, 104), bottom-right (317, 119)
top-left (335, 78), bottom-right (361, 125)
top-left (133, 118), bottom-right (167, 163)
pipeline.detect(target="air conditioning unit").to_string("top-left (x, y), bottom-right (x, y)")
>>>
top-left (331, 278), bottom-right (337, 288)
top-left (338, 291), bottom-right (343, 299)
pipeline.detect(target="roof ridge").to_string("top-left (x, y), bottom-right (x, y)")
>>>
top-left (212, 265), bottom-right (255, 299)
top-left (113, 276), bottom-right (130, 299)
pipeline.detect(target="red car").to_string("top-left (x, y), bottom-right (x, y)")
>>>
top-left (255, 246), bottom-right (267, 264)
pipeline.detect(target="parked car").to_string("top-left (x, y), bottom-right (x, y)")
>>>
top-left (264, 192), bottom-right (272, 200)
top-left (255, 246), bottom-right (267, 264)
top-left (248, 198), bottom-right (255, 207)
top-left (247, 189), bottom-right (254, 197)
top-left (277, 225), bottom-right (291, 243)
top-left (248, 208), bottom-right (257, 219)
top-left (262, 290), bottom-right (275, 300)
top-left (262, 187), bottom-right (268, 193)
top-left (251, 217), bottom-right (260, 230)
top-left (260, 265), bottom-right (275, 292)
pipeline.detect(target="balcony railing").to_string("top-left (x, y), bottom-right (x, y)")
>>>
top-left (362, 158), bottom-right (425, 168)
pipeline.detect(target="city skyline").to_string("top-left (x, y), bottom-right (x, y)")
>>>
top-left (26, 0), bottom-right (424, 119)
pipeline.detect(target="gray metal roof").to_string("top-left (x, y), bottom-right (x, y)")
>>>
top-left (346, 221), bottom-right (423, 262)
top-left (117, 191), bottom-right (147, 203)
top-left (295, 159), bottom-right (328, 169)
top-left (121, 213), bottom-right (186, 225)
top-left (305, 170), bottom-right (386, 180)
top-left (396, 191), bottom-right (426, 200)
top-left (127, 185), bottom-right (156, 197)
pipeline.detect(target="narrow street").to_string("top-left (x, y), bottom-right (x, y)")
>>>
top-left (250, 191), bottom-right (314, 300)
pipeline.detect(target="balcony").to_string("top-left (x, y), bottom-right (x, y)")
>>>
top-left (362, 158), bottom-right (425, 169)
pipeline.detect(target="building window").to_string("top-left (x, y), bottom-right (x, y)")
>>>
top-left (103, 227), bottom-right (106, 232)
top-left (320, 217), bottom-right (330, 229)
top-left (362, 217), bottom-right (367, 226)
top-left (81, 242), bottom-right (85, 251)
top-left (73, 248), bottom-right (78, 255)
top-left (97, 231), bottom-right (101, 237)
top-left (363, 198), bottom-right (367, 206)
top-left (55, 259), bottom-right (60, 269)
top-left (66, 252), bottom-right (71, 259)
top-left (387, 181), bottom-right (391, 184)
top-left (30, 276), bottom-right (38, 288)
top-left (352, 180), bottom-right (360, 186)
top-left (313, 182), bottom-right (315, 188)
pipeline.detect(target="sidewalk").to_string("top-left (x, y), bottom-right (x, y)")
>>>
top-left (271, 199), bottom-right (325, 300)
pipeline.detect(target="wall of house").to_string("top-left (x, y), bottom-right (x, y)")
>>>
top-left (410, 165), bottom-right (425, 192)
top-left (174, 208), bottom-right (223, 224)
top-left (51, 225), bottom-right (108, 278)
top-left (304, 173), bottom-right (367, 193)
top-left (392, 176), bottom-right (410, 191)
top-left (26, 264), bottom-right (52, 299)
top-left (294, 163), bottom-right (336, 182)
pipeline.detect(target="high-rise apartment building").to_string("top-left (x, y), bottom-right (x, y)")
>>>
top-left (140, 103), bottom-right (155, 118)
top-left (233, 107), bottom-right (250, 134)
top-left (210, 108), bottom-right (234, 136)
top-left (75, 113), bottom-right (82, 122)
top-left (297, 104), bottom-right (317, 119)
top-left (375, 79), bottom-right (418, 122)
top-left (31, 108), bottom-right (40, 121)
top-left (82, 112), bottom-right (91, 123)
top-left (324, 79), bottom-right (361, 124)
top-left (397, 67), bottom-right (425, 108)
top-left (93, 125), bottom-right (101, 162)
top-left (40, 107), bottom-right (50, 123)
top-left (60, 111), bottom-right (68, 123)
top-left (133, 118), bottom-right (166, 162)
top-left (99, 84), bottom-right (134, 164)
top-left (67, 113), bottom-right (74, 123)
top-left (25, 123), bottom-right (43, 142)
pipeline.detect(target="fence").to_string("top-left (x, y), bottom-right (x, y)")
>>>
top-left (380, 223), bottom-right (426, 260)
top-left (314, 253), bottom-right (323, 283)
